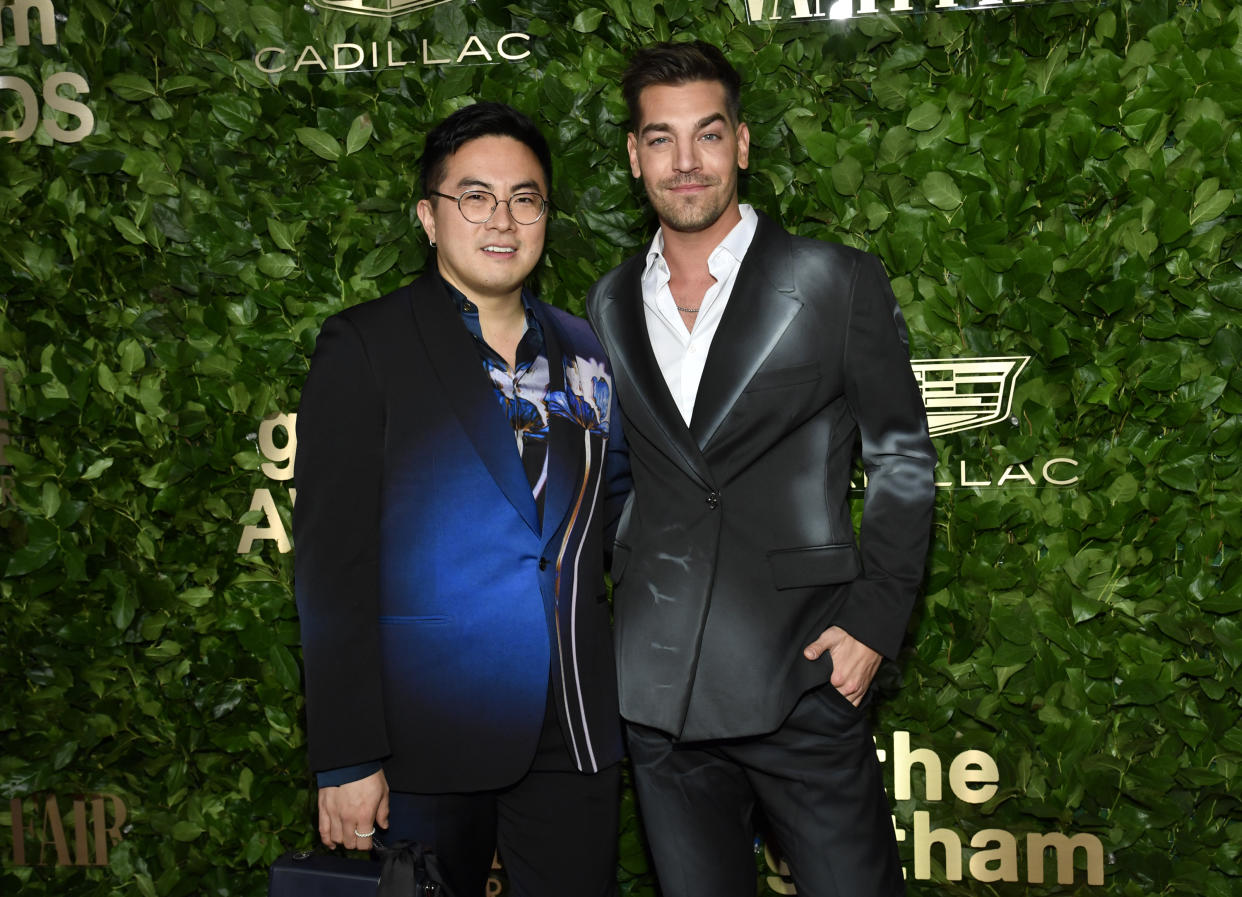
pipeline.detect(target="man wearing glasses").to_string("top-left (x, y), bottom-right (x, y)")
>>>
top-left (294, 102), bottom-right (629, 897)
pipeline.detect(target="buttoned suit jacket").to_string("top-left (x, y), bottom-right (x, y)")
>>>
top-left (586, 212), bottom-right (936, 742)
top-left (294, 272), bottom-right (629, 793)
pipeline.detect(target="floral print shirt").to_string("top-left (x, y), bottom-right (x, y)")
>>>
top-left (444, 278), bottom-right (551, 522)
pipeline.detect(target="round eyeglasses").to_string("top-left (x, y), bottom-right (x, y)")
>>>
top-left (429, 190), bottom-right (549, 225)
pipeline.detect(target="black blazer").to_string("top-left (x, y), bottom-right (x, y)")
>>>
top-left (586, 212), bottom-right (936, 741)
top-left (295, 273), bottom-right (629, 792)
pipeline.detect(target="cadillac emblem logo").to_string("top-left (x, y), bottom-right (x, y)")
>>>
top-left (912, 356), bottom-right (1030, 437)
top-left (311, 0), bottom-right (448, 17)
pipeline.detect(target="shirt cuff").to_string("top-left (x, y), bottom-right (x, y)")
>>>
top-left (316, 761), bottom-right (383, 788)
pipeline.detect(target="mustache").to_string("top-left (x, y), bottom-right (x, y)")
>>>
top-left (659, 175), bottom-right (720, 190)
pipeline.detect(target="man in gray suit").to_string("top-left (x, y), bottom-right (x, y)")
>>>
top-left (586, 42), bottom-right (936, 897)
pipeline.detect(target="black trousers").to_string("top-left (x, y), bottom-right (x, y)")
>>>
top-left (384, 703), bottom-right (620, 897)
top-left (627, 683), bottom-right (904, 897)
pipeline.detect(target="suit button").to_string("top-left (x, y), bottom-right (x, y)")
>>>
top-left (538, 557), bottom-right (548, 570)
top-left (706, 492), bottom-right (720, 510)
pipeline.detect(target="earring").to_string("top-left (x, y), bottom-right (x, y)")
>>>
top-left (429, 240), bottom-right (436, 248)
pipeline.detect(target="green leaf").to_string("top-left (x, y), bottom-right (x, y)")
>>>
top-left (212, 95), bottom-right (254, 132)
top-left (803, 131), bottom-right (837, 167)
top-left (171, 821), bottom-right (204, 842)
top-left (268, 642), bottom-right (301, 691)
top-left (137, 167), bottom-right (179, 197)
top-left (267, 218), bottom-right (303, 251)
top-left (112, 592), bottom-right (138, 630)
top-left (109, 73), bottom-right (157, 100)
top-left (111, 215), bottom-right (148, 245)
top-left (82, 457), bottom-right (114, 480)
top-left (1199, 592), bottom-right (1242, 614)
top-left (179, 586), bottom-right (213, 607)
top-left (872, 73), bottom-right (911, 111)
top-left (40, 481), bottom-right (61, 518)
top-left (97, 364), bottom-right (119, 395)
top-left (163, 75), bottom-right (210, 95)
top-left (258, 252), bottom-right (298, 279)
top-left (1105, 473), bottom-right (1138, 503)
top-left (1156, 458), bottom-right (1200, 492)
top-left (135, 874), bottom-right (158, 897)
top-left (296, 127), bottom-right (343, 162)
top-left (358, 245), bottom-right (399, 279)
top-left (921, 171), bottom-right (962, 211)
top-left (1190, 187), bottom-right (1234, 226)
top-left (68, 150), bottom-right (126, 173)
top-left (5, 540), bottom-right (57, 577)
top-left (831, 156), bottom-right (864, 196)
top-left (572, 8), bottom-right (605, 32)
top-left (345, 114), bottom-right (374, 156)
top-left (906, 102), bottom-right (942, 132)
top-left (120, 339), bottom-right (146, 372)
top-left (877, 127), bottom-right (914, 168)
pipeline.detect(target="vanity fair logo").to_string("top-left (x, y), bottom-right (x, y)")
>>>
top-left (910, 356), bottom-right (1079, 489)
top-left (745, 0), bottom-right (1082, 25)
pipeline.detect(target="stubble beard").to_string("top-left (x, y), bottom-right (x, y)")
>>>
top-left (646, 172), bottom-right (737, 234)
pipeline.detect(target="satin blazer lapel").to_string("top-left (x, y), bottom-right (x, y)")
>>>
top-left (407, 274), bottom-right (540, 536)
top-left (597, 260), bottom-right (713, 489)
top-left (534, 304), bottom-right (576, 545)
top-left (690, 215), bottom-right (801, 451)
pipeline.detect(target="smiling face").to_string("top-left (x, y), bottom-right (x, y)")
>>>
top-left (416, 135), bottom-right (548, 304)
top-left (627, 79), bottom-right (750, 237)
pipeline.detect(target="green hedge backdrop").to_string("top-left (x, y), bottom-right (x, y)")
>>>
top-left (2, 0), bottom-right (1239, 894)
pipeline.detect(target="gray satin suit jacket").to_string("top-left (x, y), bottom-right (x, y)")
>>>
top-left (586, 211), bottom-right (937, 742)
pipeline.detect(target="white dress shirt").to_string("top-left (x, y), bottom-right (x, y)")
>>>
top-left (641, 204), bottom-right (759, 425)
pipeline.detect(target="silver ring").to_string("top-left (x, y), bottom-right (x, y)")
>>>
top-left (354, 828), bottom-right (375, 838)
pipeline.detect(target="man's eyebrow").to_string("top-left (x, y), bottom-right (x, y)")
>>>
top-left (452, 176), bottom-right (544, 194)
top-left (638, 113), bottom-right (727, 138)
top-left (452, 177), bottom-right (494, 191)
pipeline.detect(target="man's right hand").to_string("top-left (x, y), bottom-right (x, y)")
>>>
top-left (318, 768), bottom-right (390, 850)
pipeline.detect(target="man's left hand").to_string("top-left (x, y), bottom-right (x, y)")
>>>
top-left (803, 626), bottom-right (882, 706)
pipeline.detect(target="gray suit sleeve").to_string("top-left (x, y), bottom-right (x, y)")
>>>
top-left (835, 253), bottom-right (937, 658)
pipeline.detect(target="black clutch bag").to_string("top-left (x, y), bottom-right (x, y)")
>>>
top-left (269, 850), bottom-right (381, 897)
top-left (269, 841), bottom-right (453, 897)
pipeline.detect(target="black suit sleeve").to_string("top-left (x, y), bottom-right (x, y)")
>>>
top-left (836, 253), bottom-right (937, 658)
top-left (293, 313), bottom-right (391, 772)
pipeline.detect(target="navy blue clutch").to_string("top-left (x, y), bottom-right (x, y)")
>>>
top-left (268, 850), bottom-right (382, 897)
top-left (268, 842), bottom-right (452, 896)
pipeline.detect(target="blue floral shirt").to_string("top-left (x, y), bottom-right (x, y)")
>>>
top-left (444, 278), bottom-right (551, 522)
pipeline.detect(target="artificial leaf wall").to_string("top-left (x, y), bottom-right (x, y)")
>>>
top-left (1, 0), bottom-right (1238, 894)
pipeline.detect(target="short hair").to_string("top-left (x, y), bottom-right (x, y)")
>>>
top-left (418, 102), bottom-right (553, 198)
top-left (621, 41), bottom-right (742, 127)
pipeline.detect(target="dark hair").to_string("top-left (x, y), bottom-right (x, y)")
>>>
top-left (621, 41), bottom-right (742, 127)
top-left (418, 102), bottom-right (553, 198)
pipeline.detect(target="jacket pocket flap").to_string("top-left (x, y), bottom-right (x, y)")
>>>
top-left (746, 361), bottom-right (820, 392)
top-left (766, 544), bottom-right (860, 590)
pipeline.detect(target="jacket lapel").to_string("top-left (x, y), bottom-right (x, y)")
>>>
top-left (406, 274), bottom-right (540, 536)
top-left (534, 303), bottom-right (577, 544)
top-left (689, 214), bottom-right (801, 450)
top-left (596, 258), bottom-right (714, 489)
